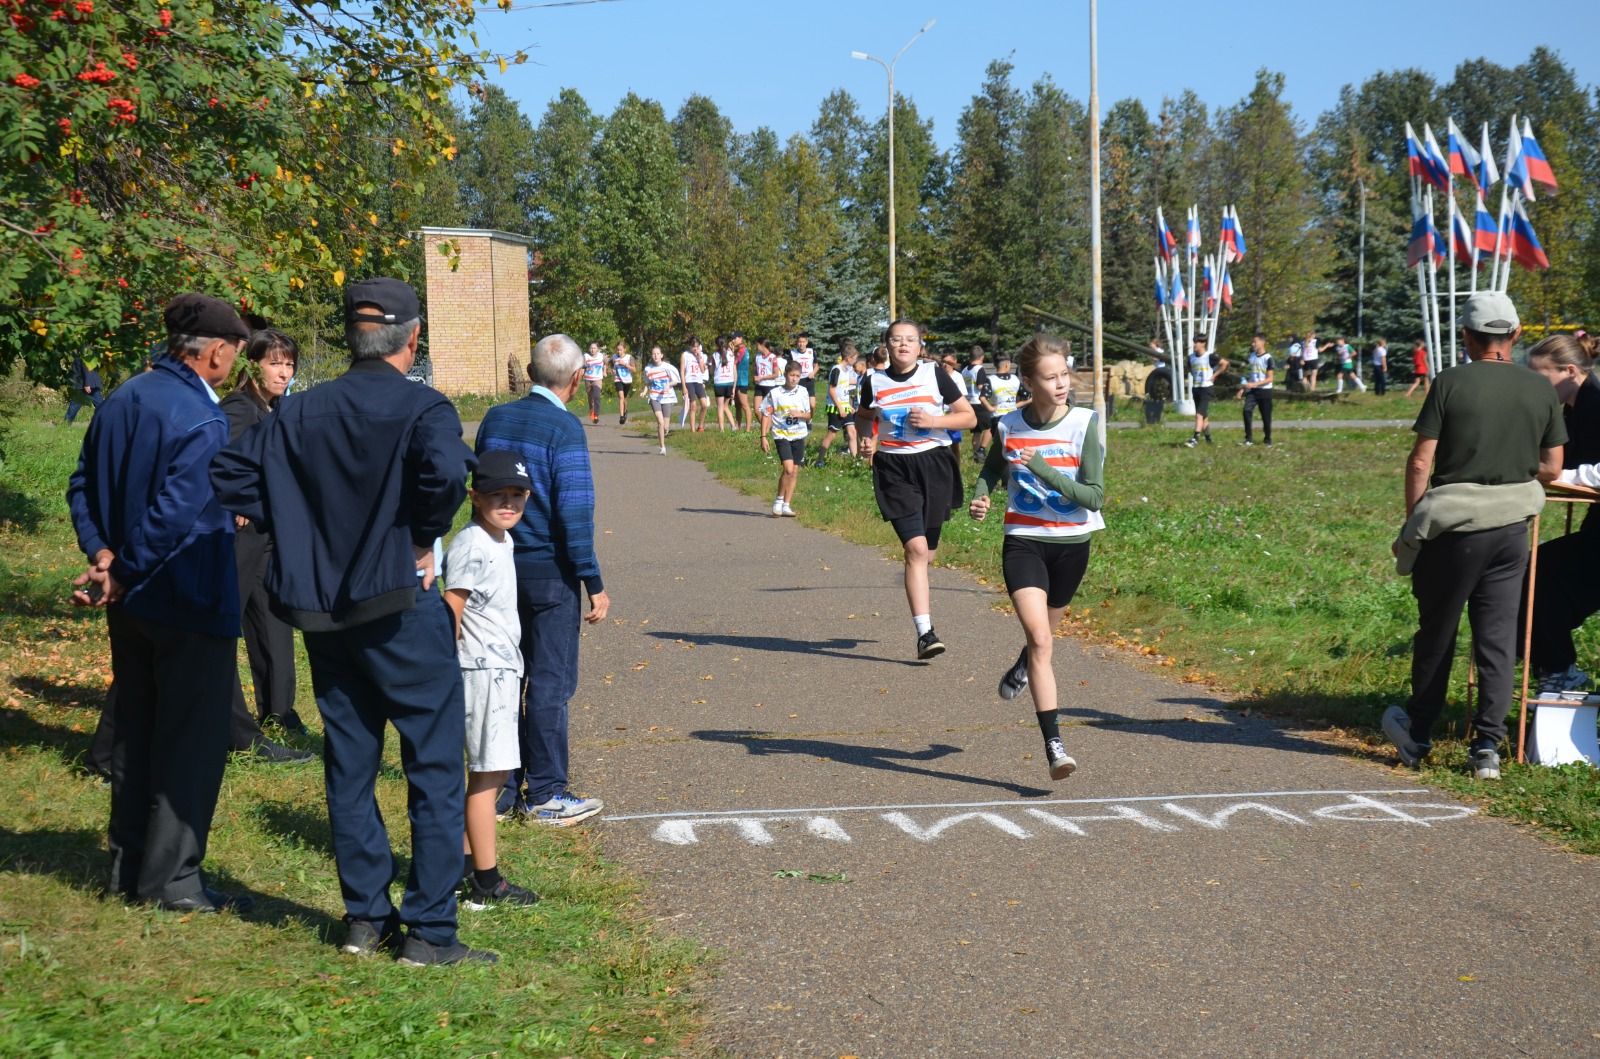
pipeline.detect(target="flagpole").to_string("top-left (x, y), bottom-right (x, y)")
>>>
top-left (1185, 204), bottom-right (1197, 412)
top-left (1489, 114), bottom-right (1515, 292)
top-left (1424, 187), bottom-right (1444, 379)
top-left (1088, 0), bottom-right (1105, 446)
top-left (1499, 191), bottom-right (1522, 294)
top-left (1445, 156), bottom-right (1458, 368)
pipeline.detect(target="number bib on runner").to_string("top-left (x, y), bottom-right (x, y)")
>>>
top-left (870, 361), bottom-right (952, 454)
top-left (999, 406), bottom-right (1105, 538)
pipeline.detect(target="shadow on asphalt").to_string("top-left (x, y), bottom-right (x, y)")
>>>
top-left (691, 729), bottom-right (1053, 798)
top-left (1050, 695), bottom-right (1388, 763)
top-left (645, 630), bottom-right (923, 666)
top-left (677, 507), bottom-right (771, 518)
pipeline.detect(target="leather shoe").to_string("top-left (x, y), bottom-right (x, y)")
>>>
top-left (155, 886), bottom-right (255, 914)
top-left (251, 738), bottom-right (314, 764)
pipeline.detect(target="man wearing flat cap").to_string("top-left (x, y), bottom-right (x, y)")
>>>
top-left (67, 293), bottom-right (251, 913)
top-left (211, 278), bottom-right (487, 965)
top-left (1384, 291), bottom-right (1565, 781)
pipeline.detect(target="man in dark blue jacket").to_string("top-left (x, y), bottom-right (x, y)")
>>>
top-left (65, 354), bottom-right (104, 424)
top-left (211, 278), bottom-right (487, 965)
top-left (66, 293), bottom-right (250, 913)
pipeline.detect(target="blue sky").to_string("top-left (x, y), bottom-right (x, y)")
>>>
top-left (481, 0), bottom-right (1599, 149)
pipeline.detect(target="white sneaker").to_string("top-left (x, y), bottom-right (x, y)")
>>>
top-left (659, 445), bottom-right (666, 455)
top-left (771, 498), bottom-right (784, 517)
top-left (780, 500), bottom-right (796, 517)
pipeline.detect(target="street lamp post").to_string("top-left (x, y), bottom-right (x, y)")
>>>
top-left (852, 18), bottom-right (935, 322)
top-left (1356, 175), bottom-right (1366, 340)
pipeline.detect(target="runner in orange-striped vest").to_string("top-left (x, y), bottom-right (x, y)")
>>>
top-left (969, 333), bottom-right (1105, 781)
top-left (855, 319), bottom-right (978, 660)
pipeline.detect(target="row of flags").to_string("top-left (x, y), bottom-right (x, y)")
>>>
top-left (1404, 117), bottom-right (1556, 273)
top-left (1153, 205), bottom-right (1244, 408)
top-left (1155, 205), bottom-right (1246, 267)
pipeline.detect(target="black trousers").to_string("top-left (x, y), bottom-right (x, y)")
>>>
top-left (1242, 388), bottom-right (1273, 442)
top-left (1372, 366), bottom-right (1388, 396)
top-left (105, 607), bottom-right (235, 902)
top-left (235, 526), bottom-right (297, 724)
top-left (1526, 531), bottom-right (1600, 674)
top-left (93, 667), bottom-right (265, 775)
top-left (1406, 521), bottom-right (1529, 747)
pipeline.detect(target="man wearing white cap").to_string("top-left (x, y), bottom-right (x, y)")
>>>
top-left (1383, 291), bottom-right (1565, 781)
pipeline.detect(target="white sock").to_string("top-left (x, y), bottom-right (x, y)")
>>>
top-left (913, 614), bottom-right (932, 636)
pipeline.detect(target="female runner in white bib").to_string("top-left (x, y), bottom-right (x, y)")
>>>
top-left (856, 319), bottom-right (978, 660)
top-left (969, 334), bottom-right (1105, 781)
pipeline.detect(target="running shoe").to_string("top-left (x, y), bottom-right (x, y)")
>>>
top-left (771, 498), bottom-right (784, 517)
top-left (524, 791), bottom-right (603, 827)
top-left (780, 500), bottom-right (796, 517)
top-left (1184, 436), bottom-right (1198, 448)
top-left (915, 629), bottom-right (945, 660)
top-left (1534, 664), bottom-right (1589, 702)
top-left (659, 445), bottom-right (666, 455)
top-left (1471, 746), bottom-right (1501, 781)
top-left (462, 876), bottom-right (540, 910)
top-left (1045, 737), bottom-right (1076, 780)
top-left (339, 913), bottom-right (401, 957)
top-left (1203, 432), bottom-right (1213, 444)
top-left (998, 646), bottom-right (1029, 700)
top-left (1241, 440), bottom-right (1254, 447)
top-left (1380, 705), bottom-right (1430, 768)
top-left (590, 413), bottom-right (598, 424)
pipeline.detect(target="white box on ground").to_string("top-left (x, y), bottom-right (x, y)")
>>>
top-left (1528, 696), bottom-right (1600, 767)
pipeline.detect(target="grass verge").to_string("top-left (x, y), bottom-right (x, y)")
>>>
top-left (660, 417), bottom-right (1600, 854)
top-left (0, 411), bottom-right (706, 1058)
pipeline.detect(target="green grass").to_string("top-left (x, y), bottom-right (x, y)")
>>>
top-left (1103, 386), bottom-right (1424, 424)
top-left (661, 419), bottom-right (1600, 853)
top-left (0, 411), bottom-right (707, 1057)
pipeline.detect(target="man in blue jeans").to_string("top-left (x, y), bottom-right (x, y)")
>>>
top-left (212, 278), bottom-right (487, 965)
top-left (476, 333), bottom-right (611, 825)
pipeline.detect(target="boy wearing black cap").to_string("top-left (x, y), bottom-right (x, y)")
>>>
top-left (444, 450), bottom-right (539, 909)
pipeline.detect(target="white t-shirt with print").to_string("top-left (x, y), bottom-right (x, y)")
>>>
top-left (761, 384), bottom-right (812, 441)
top-left (445, 522), bottom-right (522, 675)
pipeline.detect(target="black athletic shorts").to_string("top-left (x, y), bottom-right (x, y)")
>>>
top-left (801, 376), bottom-right (816, 396)
top-left (972, 405), bottom-right (993, 434)
top-left (755, 384), bottom-right (777, 405)
top-left (1192, 386), bottom-right (1214, 416)
top-left (826, 411), bottom-right (854, 433)
top-left (774, 438), bottom-right (806, 464)
top-left (616, 382), bottom-right (632, 398)
top-left (1002, 535), bottom-right (1090, 608)
top-left (686, 381), bottom-right (707, 400)
top-left (874, 445), bottom-right (962, 549)
top-left (714, 383), bottom-right (734, 399)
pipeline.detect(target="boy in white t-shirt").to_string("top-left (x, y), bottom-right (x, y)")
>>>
top-left (443, 450), bottom-right (539, 909)
top-left (760, 360), bottom-right (813, 517)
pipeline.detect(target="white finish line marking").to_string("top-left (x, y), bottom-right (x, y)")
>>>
top-left (606, 789), bottom-right (1477, 846)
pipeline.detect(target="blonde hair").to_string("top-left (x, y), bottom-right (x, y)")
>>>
top-left (1528, 333), bottom-right (1595, 372)
top-left (1017, 333), bottom-right (1071, 383)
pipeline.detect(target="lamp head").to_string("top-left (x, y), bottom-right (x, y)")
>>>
top-left (850, 50), bottom-right (869, 60)
top-left (920, 18), bottom-right (936, 32)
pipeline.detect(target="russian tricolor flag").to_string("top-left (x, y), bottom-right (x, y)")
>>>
top-left (1186, 207), bottom-right (1201, 259)
top-left (1170, 268), bottom-right (1188, 309)
top-left (1422, 124), bottom-right (1451, 190)
top-left (1220, 206), bottom-right (1246, 262)
top-left (1504, 118), bottom-right (1535, 202)
top-left (1473, 193), bottom-right (1498, 255)
top-left (1202, 260), bottom-right (1215, 312)
top-left (1156, 207), bottom-right (1177, 261)
top-left (1450, 199), bottom-right (1474, 266)
top-left (1221, 270), bottom-right (1233, 310)
top-left (1506, 196), bottom-right (1550, 271)
top-left (1476, 122), bottom-right (1500, 192)
top-left (1405, 122), bottom-right (1429, 182)
top-left (1520, 118), bottom-right (1557, 194)
top-left (1406, 198), bottom-right (1437, 268)
top-left (1447, 118), bottom-right (1483, 191)
top-left (1155, 258), bottom-right (1167, 305)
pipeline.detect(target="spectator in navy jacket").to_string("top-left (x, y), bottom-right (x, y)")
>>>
top-left (65, 355), bottom-right (104, 424)
top-left (211, 278), bottom-right (486, 966)
top-left (475, 334), bottom-right (611, 825)
top-left (66, 293), bottom-right (249, 913)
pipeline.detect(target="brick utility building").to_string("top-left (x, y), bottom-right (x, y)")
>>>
top-left (419, 226), bottom-right (533, 397)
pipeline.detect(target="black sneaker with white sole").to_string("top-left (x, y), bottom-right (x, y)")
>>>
top-left (462, 877), bottom-right (540, 910)
top-left (1044, 737), bottom-right (1076, 780)
top-left (1471, 746), bottom-right (1502, 780)
top-left (396, 935), bottom-right (499, 966)
top-left (1380, 705), bottom-right (1431, 767)
top-left (998, 647), bottom-right (1029, 700)
top-left (916, 629), bottom-right (945, 660)
top-left (340, 913), bottom-right (401, 957)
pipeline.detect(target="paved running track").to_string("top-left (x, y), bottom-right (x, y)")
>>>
top-left (558, 421), bottom-right (1600, 1059)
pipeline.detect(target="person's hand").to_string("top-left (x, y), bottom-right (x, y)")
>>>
top-left (413, 544), bottom-right (436, 592)
top-left (969, 494), bottom-right (990, 521)
top-left (83, 386), bottom-right (92, 395)
top-left (235, 514), bottom-right (249, 529)
top-left (907, 405), bottom-right (937, 430)
top-left (72, 548), bottom-right (122, 606)
top-left (585, 590), bottom-right (611, 624)
top-left (760, 436), bottom-right (769, 454)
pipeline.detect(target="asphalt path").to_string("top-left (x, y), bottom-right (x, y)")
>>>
top-left (560, 420), bottom-right (1600, 1058)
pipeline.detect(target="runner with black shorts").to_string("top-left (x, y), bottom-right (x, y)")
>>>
top-left (790, 333), bottom-right (817, 397)
top-left (712, 336), bottom-right (739, 432)
top-left (969, 333), bottom-right (1105, 780)
top-left (815, 341), bottom-right (860, 466)
top-left (1184, 336), bottom-right (1226, 448)
top-left (856, 319), bottom-right (978, 660)
top-left (612, 340), bottom-right (635, 426)
top-left (981, 351), bottom-right (1028, 455)
top-left (680, 337), bottom-right (710, 432)
top-left (753, 339), bottom-right (782, 411)
top-left (1241, 332), bottom-right (1274, 447)
top-left (759, 360), bottom-right (812, 517)
top-left (962, 347), bottom-right (991, 462)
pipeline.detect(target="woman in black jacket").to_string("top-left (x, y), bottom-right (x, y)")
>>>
top-left (221, 329), bottom-right (310, 739)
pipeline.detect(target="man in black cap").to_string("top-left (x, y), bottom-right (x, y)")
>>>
top-left (66, 292), bottom-right (251, 912)
top-left (1384, 290), bottom-right (1565, 781)
top-left (211, 277), bottom-right (487, 965)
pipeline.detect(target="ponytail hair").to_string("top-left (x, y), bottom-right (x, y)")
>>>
top-left (1017, 332), bottom-right (1071, 382)
top-left (1528, 333), bottom-right (1597, 372)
